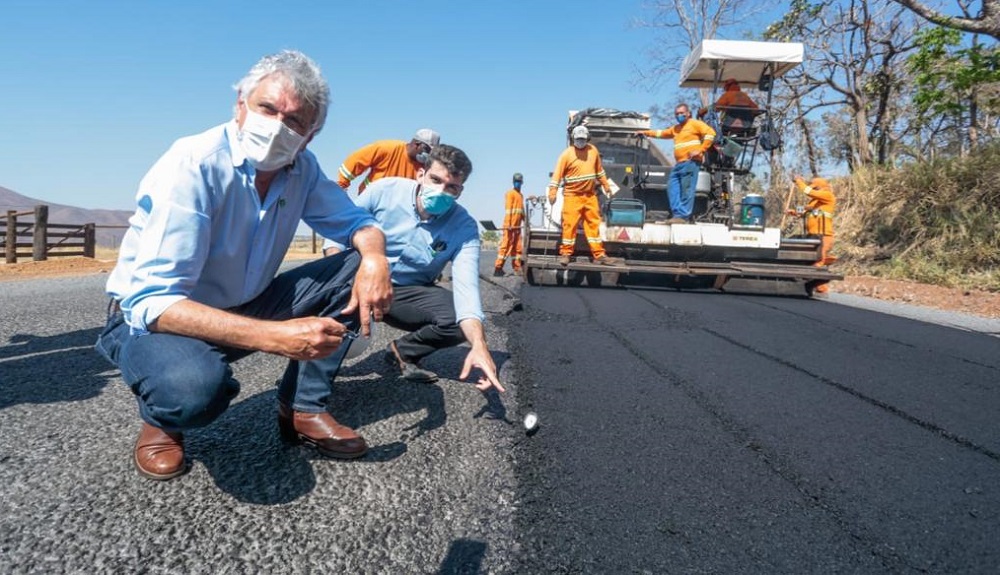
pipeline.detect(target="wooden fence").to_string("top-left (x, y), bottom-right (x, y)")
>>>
top-left (0, 205), bottom-right (97, 263)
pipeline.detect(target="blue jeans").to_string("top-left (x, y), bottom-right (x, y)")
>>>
top-left (667, 160), bottom-right (700, 219)
top-left (95, 252), bottom-right (361, 432)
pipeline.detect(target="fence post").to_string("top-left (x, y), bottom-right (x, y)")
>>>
top-left (33, 205), bottom-right (48, 262)
top-left (5, 210), bottom-right (15, 264)
top-left (84, 223), bottom-right (96, 258)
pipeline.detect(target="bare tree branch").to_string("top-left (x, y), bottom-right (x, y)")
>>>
top-left (890, 0), bottom-right (1000, 39)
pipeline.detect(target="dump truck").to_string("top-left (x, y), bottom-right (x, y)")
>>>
top-left (521, 39), bottom-right (841, 297)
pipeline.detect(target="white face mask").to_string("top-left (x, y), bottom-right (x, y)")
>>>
top-left (573, 138), bottom-right (588, 149)
top-left (237, 106), bottom-right (307, 171)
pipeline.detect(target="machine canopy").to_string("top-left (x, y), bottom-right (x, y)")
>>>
top-left (679, 39), bottom-right (803, 89)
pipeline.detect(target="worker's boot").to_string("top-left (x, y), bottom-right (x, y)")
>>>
top-left (558, 255), bottom-right (571, 266)
top-left (493, 268), bottom-right (504, 277)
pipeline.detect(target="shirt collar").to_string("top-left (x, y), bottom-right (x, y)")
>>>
top-left (412, 182), bottom-right (431, 222)
top-left (226, 120), bottom-right (246, 169)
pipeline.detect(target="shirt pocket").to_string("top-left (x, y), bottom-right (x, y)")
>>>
top-left (399, 241), bottom-right (435, 269)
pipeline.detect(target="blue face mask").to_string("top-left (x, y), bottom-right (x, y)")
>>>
top-left (513, 182), bottom-right (522, 191)
top-left (675, 113), bottom-right (687, 124)
top-left (420, 185), bottom-right (456, 216)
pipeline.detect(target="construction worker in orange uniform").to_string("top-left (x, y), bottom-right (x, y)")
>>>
top-left (711, 78), bottom-right (760, 131)
top-left (790, 175), bottom-right (837, 295)
top-left (493, 172), bottom-right (526, 276)
top-left (548, 125), bottom-right (620, 267)
top-left (337, 128), bottom-right (440, 193)
top-left (325, 128), bottom-right (441, 257)
top-left (639, 104), bottom-right (716, 223)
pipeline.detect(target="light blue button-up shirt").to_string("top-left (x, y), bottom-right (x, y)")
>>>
top-left (324, 177), bottom-right (484, 323)
top-left (107, 121), bottom-right (378, 334)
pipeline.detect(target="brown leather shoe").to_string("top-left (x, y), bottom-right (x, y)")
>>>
top-left (134, 423), bottom-right (188, 481)
top-left (278, 404), bottom-right (368, 459)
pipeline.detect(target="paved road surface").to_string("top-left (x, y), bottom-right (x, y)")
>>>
top-left (2, 255), bottom-right (999, 573)
top-left (512, 281), bottom-right (1000, 573)
top-left (1, 262), bottom-right (523, 574)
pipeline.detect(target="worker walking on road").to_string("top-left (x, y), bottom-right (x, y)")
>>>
top-left (494, 172), bottom-right (525, 276)
top-left (547, 125), bottom-right (620, 267)
top-left (337, 128), bottom-right (440, 193)
top-left (790, 175), bottom-right (837, 295)
top-left (639, 104), bottom-right (716, 224)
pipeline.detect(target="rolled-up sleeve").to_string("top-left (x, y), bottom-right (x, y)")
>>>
top-left (451, 238), bottom-right (484, 323)
top-left (117, 153), bottom-right (213, 334)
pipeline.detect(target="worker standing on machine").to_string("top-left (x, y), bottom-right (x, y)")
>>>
top-left (547, 125), bottom-right (620, 267)
top-left (639, 104), bottom-right (716, 224)
top-left (790, 175), bottom-right (837, 296)
top-left (494, 172), bottom-right (526, 276)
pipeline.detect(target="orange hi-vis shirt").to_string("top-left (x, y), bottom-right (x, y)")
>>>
top-left (337, 139), bottom-right (421, 193)
top-left (502, 188), bottom-right (525, 229)
top-left (715, 90), bottom-right (758, 111)
top-left (547, 144), bottom-right (611, 202)
top-left (642, 120), bottom-right (716, 163)
top-left (795, 177), bottom-right (836, 236)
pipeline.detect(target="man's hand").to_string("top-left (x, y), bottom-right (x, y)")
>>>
top-left (548, 195), bottom-right (557, 205)
top-left (460, 346), bottom-right (505, 393)
top-left (154, 300), bottom-right (357, 361)
top-left (458, 319), bottom-right (505, 393)
top-left (341, 254), bottom-right (392, 336)
top-left (343, 226), bottom-right (392, 336)
top-left (272, 316), bottom-right (354, 361)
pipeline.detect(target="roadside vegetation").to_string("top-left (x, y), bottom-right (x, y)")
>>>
top-left (833, 143), bottom-right (1000, 292)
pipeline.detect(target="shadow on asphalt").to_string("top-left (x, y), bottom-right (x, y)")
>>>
top-left (185, 345), bottom-right (511, 504)
top-left (0, 327), bottom-right (115, 410)
top-left (437, 538), bottom-right (487, 574)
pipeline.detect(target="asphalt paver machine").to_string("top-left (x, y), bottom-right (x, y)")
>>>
top-left (522, 39), bottom-right (841, 296)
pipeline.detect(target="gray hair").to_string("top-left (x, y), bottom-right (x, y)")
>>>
top-left (232, 50), bottom-right (330, 132)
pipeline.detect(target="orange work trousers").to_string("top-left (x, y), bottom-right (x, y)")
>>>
top-left (812, 235), bottom-right (836, 293)
top-left (495, 227), bottom-right (523, 271)
top-left (559, 194), bottom-right (606, 259)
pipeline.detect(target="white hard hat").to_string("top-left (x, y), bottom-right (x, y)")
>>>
top-left (571, 125), bottom-right (589, 140)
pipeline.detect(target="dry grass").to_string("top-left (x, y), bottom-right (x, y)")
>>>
top-left (822, 144), bottom-right (1000, 293)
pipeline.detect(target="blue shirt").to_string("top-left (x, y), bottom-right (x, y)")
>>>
top-left (323, 177), bottom-right (484, 323)
top-left (107, 121), bottom-right (378, 334)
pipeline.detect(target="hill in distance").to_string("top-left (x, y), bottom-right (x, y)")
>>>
top-left (1, 185), bottom-right (133, 247)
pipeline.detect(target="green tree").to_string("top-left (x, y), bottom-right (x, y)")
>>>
top-left (907, 26), bottom-right (1000, 154)
top-left (480, 230), bottom-right (500, 245)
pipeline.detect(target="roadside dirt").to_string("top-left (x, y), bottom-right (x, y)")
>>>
top-left (2, 256), bottom-right (999, 319)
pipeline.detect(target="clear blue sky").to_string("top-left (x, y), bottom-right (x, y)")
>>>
top-left (1, 0), bottom-right (719, 227)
